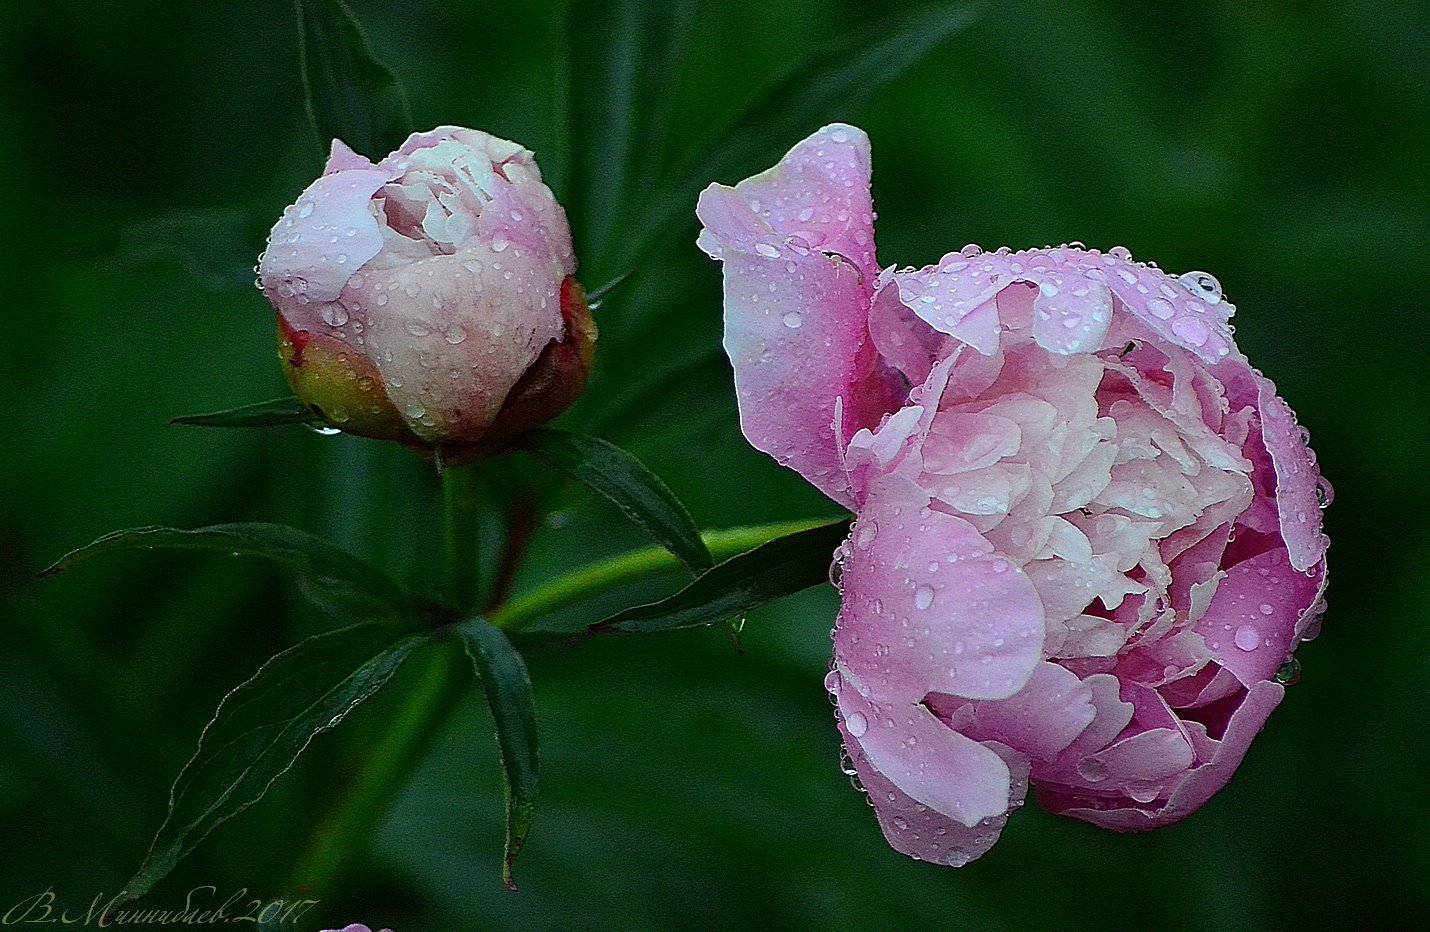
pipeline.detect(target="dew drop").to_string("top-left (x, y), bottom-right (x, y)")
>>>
top-left (845, 711), bottom-right (868, 737)
top-left (1077, 758), bottom-right (1109, 783)
top-left (914, 585), bottom-right (935, 611)
top-left (1275, 656), bottom-right (1302, 685)
top-left (1179, 271), bottom-right (1223, 304)
top-left (1234, 625), bottom-right (1260, 651)
top-left (782, 311), bottom-right (803, 329)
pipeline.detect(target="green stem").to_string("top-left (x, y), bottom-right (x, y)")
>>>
top-left (442, 461), bottom-right (484, 612)
top-left (287, 461), bottom-right (488, 896)
top-left (286, 642), bottom-right (466, 894)
top-left (492, 517), bottom-right (837, 631)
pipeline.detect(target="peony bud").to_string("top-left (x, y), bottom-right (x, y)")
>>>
top-left (259, 126), bottom-right (594, 450)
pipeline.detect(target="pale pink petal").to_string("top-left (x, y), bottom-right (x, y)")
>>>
top-left (361, 246), bottom-right (564, 440)
top-left (260, 169), bottom-right (388, 314)
top-left (835, 475), bottom-right (1045, 703)
top-left (928, 661), bottom-right (1097, 760)
top-left (1195, 546), bottom-right (1322, 686)
top-left (835, 672), bottom-right (1012, 828)
top-left (324, 138), bottom-right (379, 174)
top-left (1030, 271), bottom-right (1113, 355)
top-left (1255, 373), bottom-right (1330, 571)
top-left (697, 125), bottom-right (880, 506)
top-left (838, 702), bottom-right (1027, 866)
top-left (868, 280), bottom-right (946, 385)
top-left (894, 257), bottom-right (1006, 355)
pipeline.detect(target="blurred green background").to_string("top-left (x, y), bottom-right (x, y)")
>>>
top-left (3, 0), bottom-right (1428, 928)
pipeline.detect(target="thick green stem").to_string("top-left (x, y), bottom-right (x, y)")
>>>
top-left (492, 518), bottom-right (836, 631)
top-left (442, 461), bottom-right (484, 612)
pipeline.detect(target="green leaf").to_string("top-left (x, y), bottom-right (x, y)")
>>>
top-left (510, 429), bottom-right (713, 574)
top-left (172, 396), bottom-right (320, 429)
top-left (559, 0), bottom-right (697, 275)
top-left (126, 623), bottom-right (428, 899)
top-left (40, 523), bottom-right (417, 622)
top-left (454, 618), bottom-right (539, 891)
top-left (630, 3), bottom-right (977, 265)
top-left (592, 519), bottom-right (850, 634)
top-left (296, 0), bottom-right (414, 160)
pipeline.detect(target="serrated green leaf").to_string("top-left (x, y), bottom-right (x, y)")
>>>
top-left (296, 0), bottom-right (414, 160)
top-left (40, 523), bottom-right (417, 622)
top-left (559, 0), bottom-right (696, 276)
top-left (510, 429), bottom-right (713, 574)
top-left (592, 519), bottom-right (850, 634)
top-left (454, 618), bottom-right (538, 891)
top-left (126, 623), bottom-right (428, 899)
top-left (172, 396), bottom-right (319, 429)
top-left (629, 3), bottom-right (977, 266)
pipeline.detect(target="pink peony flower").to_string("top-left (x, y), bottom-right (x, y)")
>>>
top-left (259, 126), bottom-right (595, 448)
top-left (697, 124), bottom-right (1330, 866)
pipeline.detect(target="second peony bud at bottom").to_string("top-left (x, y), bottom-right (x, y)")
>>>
top-left (259, 126), bottom-right (595, 451)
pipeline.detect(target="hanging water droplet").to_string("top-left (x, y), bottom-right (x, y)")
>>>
top-left (1275, 656), bottom-right (1302, 685)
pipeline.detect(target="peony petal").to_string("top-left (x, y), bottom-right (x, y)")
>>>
top-left (1030, 271), bottom-right (1113, 355)
top-left (361, 246), bottom-right (564, 440)
top-left (838, 703), bottom-right (1027, 866)
top-left (1044, 681), bottom-right (1283, 830)
top-left (324, 138), bottom-right (379, 174)
top-left (1195, 546), bottom-right (1322, 686)
top-left (697, 125), bottom-right (880, 506)
top-left (1255, 373), bottom-right (1330, 571)
top-left (835, 672), bottom-right (1012, 828)
top-left (835, 474), bottom-right (1045, 703)
top-left (928, 661), bottom-right (1097, 760)
top-left (260, 169), bottom-right (389, 314)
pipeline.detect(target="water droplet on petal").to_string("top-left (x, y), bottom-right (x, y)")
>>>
top-left (914, 585), bottom-right (935, 611)
top-left (782, 311), bottom-right (803, 329)
top-left (845, 711), bottom-right (868, 737)
top-left (1077, 758), bottom-right (1109, 782)
top-left (1179, 270), bottom-right (1223, 304)
top-left (1234, 625), bottom-right (1260, 651)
